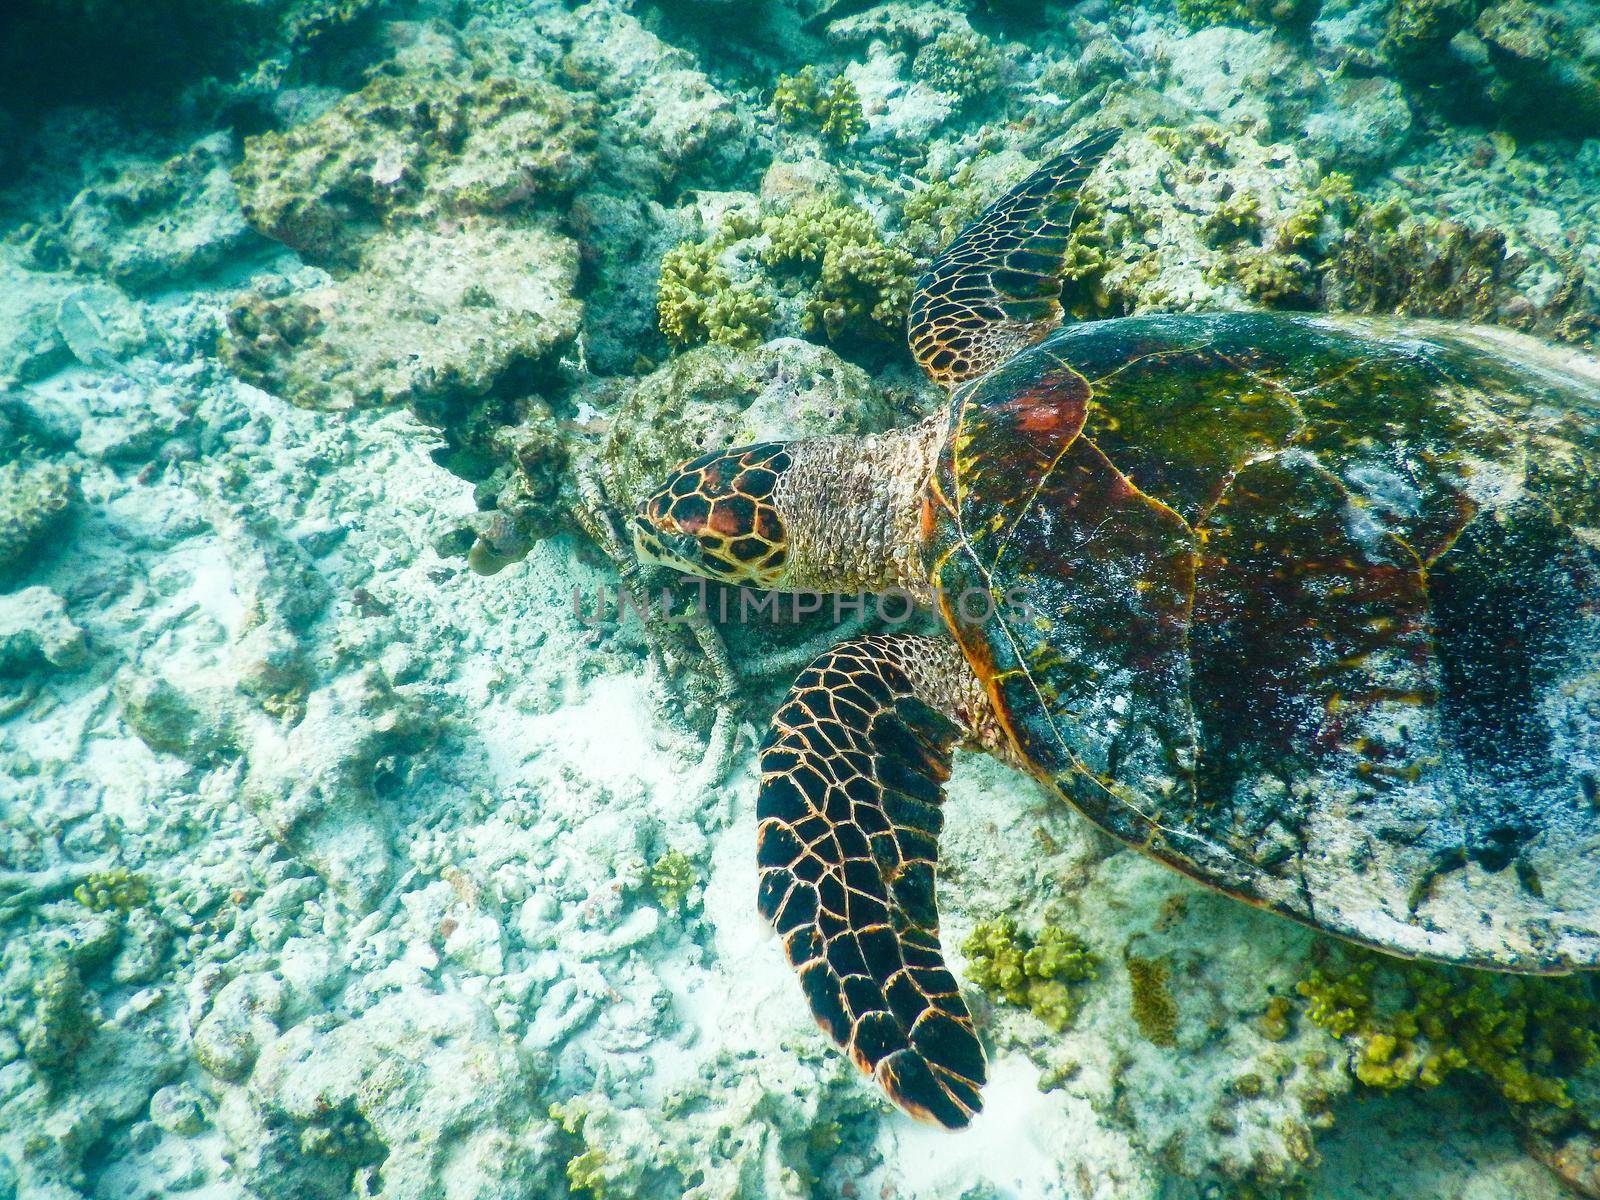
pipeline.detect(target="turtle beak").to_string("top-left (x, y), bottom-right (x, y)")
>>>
top-left (632, 505), bottom-right (700, 573)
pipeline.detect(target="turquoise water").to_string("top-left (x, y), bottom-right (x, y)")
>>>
top-left (3, 0), bottom-right (1600, 1197)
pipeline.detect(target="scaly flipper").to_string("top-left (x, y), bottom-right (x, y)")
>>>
top-left (756, 634), bottom-right (994, 1128)
top-left (908, 128), bottom-right (1120, 390)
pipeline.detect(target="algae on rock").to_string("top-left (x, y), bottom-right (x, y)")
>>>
top-left (234, 69), bottom-right (597, 269)
top-left (0, 458), bottom-right (77, 584)
top-left (224, 221), bottom-right (582, 412)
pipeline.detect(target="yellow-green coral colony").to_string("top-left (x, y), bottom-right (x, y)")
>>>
top-left (657, 198), bottom-right (915, 348)
top-left (963, 918), bottom-right (1098, 1031)
top-left (771, 67), bottom-right (866, 146)
top-left (1298, 949), bottom-right (1600, 1107)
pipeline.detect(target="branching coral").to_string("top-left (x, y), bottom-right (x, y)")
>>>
top-left (1297, 948), bottom-right (1600, 1108)
top-left (1275, 172), bottom-right (1358, 254)
top-left (898, 175), bottom-right (987, 260)
top-left (772, 67), bottom-right (867, 146)
top-left (657, 241), bottom-right (772, 348)
top-left (656, 197), bottom-right (914, 348)
top-left (964, 917), bottom-right (1098, 1030)
top-left (761, 198), bottom-right (917, 341)
top-left (646, 850), bottom-right (697, 914)
top-left (911, 32), bottom-right (1003, 104)
top-left (1203, 189), bottom-right (1262, 246)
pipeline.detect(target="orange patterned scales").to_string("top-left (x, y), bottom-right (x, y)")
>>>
top-left (908, 129), bottom-right (1119, 390)
top-left (756, 635), bottom-right (987, 1127)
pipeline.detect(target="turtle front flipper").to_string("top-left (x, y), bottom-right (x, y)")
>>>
top-left (908, 127), bottom-right (1119, 390)
top-left (757, 634), bottom-right (988, 1128)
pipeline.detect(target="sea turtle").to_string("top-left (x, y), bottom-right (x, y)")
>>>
top-left (631, 129), bottom-right (1600, 1128)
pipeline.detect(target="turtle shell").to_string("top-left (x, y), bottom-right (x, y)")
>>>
top-left (923, 310), bottom-right (1600, 971)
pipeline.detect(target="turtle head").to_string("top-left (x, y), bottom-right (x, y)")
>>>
top-left (633, 442), bottom-right (793, 588)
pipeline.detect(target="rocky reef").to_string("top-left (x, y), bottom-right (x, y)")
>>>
top-left (4, 0), bottom-right (1600, 1198)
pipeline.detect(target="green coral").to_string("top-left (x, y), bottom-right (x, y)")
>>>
top-left (647, 849), bottom-right (696, 913)
top-left (1276, 171), bottom-right (1358, 253)
top-left (1212, 248), bottom-right (1316, 306)
top-left (899, 175), bottom-right (987, 260)
top-left (761, 198), bottom-right (917, 342)
top-left (656, 240), bottom-right (773, 349)
top-left (772, 67), bottom-right (866, 146)
top-left (550, 1100), bottom-right (609, 1198)
top-left (911, 32), bottom-right (1003, 103)
top-left (1126, 954), bottom-right (1180, 1048)
top-left (566, 1148), bottom-right (608, 1198)
top-left (964, 917), bottom-right (1097, 1031)
top-left (657, 195), bottom-right (916, 348)
top-left (1297, 948), bottom-right (1600, 1108)
top-left (73, 867), bottom-right (152, 913)
top-left (1203, 189), bottom-right (1262, 246)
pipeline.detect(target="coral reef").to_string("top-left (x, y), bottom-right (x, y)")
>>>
top-left (3, 0), bottom-right (1600, 1197)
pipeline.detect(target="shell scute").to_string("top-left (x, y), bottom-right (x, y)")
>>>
top-left (929, 310), bottom-right (1600, 970)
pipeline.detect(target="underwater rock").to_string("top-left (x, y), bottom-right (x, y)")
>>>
top-left (27, 133), bottom-right (260, 291)
top-left (0, 586), bottom-right (87, 675)
top-left (241, 668), bottom-right (429, 911)
top-left (1301, 75), bottom-right (1413, 172)
top-left (223, 220), bottom-right (581, 412)
top-left (235, 68), bottom-right (596, 269)
top-left (74, 379), bottom-right (191, 462)
top-left (53, 282), bottom-right (148, 369)
top-left (148, 1083), bottom-right (207, 1136)
top-left (0, 457), bottom-right (78, 585)
top-left (596, 337), bottom-right (902, 510)
top-left (0, 258), bottom-right (76, 387)
top-left (1474, 0), bottom-right (1600, 136)
top-left (113, 670), bottom-right (238, 763)
top-left (562, 1), bottom-right (747, 190)
top-left (227, 988), bottom-right (556, 1200)
top-left (193, 972), bottom-right (287, 1082)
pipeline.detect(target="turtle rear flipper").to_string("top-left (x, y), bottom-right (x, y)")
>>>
top-left (757, 635), bottom-right (987, 1128)
top-left (908, 128), bottom-right (1119, 391)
